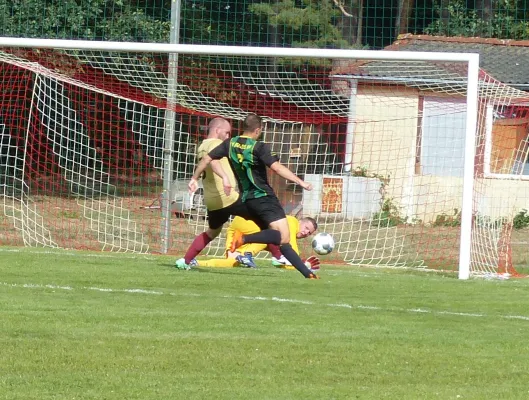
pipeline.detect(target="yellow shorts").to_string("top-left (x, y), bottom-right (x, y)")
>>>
top-left (226, 243), bottom-right (267, 256)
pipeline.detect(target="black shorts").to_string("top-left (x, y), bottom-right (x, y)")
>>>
top-left (245, 196), bottom-right (286, 230)
top-left (207, 198), bottom-right (253, 230)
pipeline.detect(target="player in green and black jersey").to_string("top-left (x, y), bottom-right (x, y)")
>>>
top-left (189, 113), bottom-right (319, 279)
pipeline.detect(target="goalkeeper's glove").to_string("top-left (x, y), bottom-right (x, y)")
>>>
top-left (304, 255), bottom-right (321, 272)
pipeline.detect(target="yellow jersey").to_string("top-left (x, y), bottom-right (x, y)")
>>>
top-left (197, 138), bottom-right (239, 211)
top-left (226, 215), bottom-right (300, 255)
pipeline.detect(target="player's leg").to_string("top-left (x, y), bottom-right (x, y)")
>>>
top-left (226, 200), bottom-right (281, 250)
top-left (245, 197), bottom-right (318, 279)
top-left (199, 243), bottom-right (265, 268)
top-left (224, 220), bottom-right (261, 268)
top-left (199, 258), bottom-right (239, 268)
top-left (267, 244), bottom-right (283, 259)
top-left (175, 208), bottom-right (226, 269)
top-left (232, 243), bottom-right (265, 268)
top-left (182, 226), bottom-right (221, 264)
top-left (268, 243), bottom-right (292, 267)
top-left (269, 217), bottom-right (317, 278)
top-left (227, 243), bottom-right (266, 259)
top-left (265, 243), bottom-right (292, 266)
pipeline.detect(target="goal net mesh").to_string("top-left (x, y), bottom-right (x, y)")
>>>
top-left (0, 45), bottom-right (528, 276)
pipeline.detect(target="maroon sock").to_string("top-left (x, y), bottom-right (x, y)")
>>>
top-left (267, 244), bottom-right (283, 259)
top-left (184, 232), bottom-right (213, 264)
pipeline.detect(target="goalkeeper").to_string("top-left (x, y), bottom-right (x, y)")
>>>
top-left (199, 215), bottom-right (321, 271)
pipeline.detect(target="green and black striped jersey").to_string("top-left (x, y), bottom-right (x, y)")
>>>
top-left (208, 135), bottom-right (279, 201)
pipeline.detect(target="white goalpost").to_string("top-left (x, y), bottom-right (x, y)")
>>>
top-left (0, 36), bottom-right (527, 279)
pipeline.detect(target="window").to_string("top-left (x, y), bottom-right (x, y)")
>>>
top-left (420, 97), bottom-right (466, 177)
top-left (486, 105), bottom-right (529, 177)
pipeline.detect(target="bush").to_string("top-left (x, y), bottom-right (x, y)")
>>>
top-left (432, 209), bottom-right (461, 227)
top-left (371, 198), bottom-right (405, 227)
top-left (425, 0), bottom-right (529, 39)
top-left (513, 209), bottom-right (529, 229)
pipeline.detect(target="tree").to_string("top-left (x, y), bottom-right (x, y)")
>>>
top-left (0, 0), bottom-right (170, 42)
top-left (425, 0), bottom-right (529, 39)
top-left (334, 0), bottom-right (364, 46)
top-left (180, 0), bottom-right (265, 45)
top-left (394, 0), bottom-right (415, 38)
top-left (248, 0), bottom-right (363, 48)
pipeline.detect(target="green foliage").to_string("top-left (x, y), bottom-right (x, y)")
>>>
top-left (248, 0), bottom-right (353, 49)
top-left (513, 209), bottom-right (529, 229)
top-left (0, 0), bottom-right (170, 41)
top-left (57, 209), bottom-right (80, 219)
top-left (430, 209), bottom-right (529, 230)
top-left (351, 165), bottom-right (404, 227)
top-left (372, 198), bottom-right (405, 227)
top-left (180, 0), bottom-right (263, 45)
top-left (351, 165), bottom-right (390, 187)
top-left (425, 0), bottom-right (529, 39)
top-left (350, 166), bottom-right (404, 227)
top-left (432, 210), bottom-right (512, 229)
top-left (432, 209), bottom-right (461, 227)
top-left (351, 165), bottom-right (370, 177)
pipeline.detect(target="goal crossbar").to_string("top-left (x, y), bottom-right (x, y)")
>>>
top-left (0, 37), bottom-right (494, 280)
top-left (0, 37), bottom-right (480, 64)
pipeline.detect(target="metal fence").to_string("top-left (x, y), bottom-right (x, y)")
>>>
top-left (1, 0), bottom-right (528, 49)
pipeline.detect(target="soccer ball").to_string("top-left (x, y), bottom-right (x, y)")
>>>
top-left (311, 232), bottom-right (335, 255)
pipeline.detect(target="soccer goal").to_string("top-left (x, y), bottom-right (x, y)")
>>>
top-left (0, 37), bottom-right (527, 279)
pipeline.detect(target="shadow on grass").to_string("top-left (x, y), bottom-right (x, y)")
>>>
top-left (159, 262), bottom-right (277, 278)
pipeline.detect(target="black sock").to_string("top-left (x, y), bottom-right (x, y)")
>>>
top-left (243, 229), bottom-right (281, 245)
top-left (280, 243), bottom-right (314, 278)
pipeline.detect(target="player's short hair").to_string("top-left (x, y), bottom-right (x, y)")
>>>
top-left (243, 113), bottom-right (262, 132)
top-left (208, 117), bottom-right (229, 132)
top-left (302, 217), bottom-right (318, 231)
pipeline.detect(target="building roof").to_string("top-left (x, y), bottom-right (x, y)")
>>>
top-left (386, 34), bottom-right (529, 88)
top-left (331, 35), bottom-right (529, 104)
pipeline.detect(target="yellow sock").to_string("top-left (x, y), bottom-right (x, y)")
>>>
top-left (199, 258), bottom-right (239, 268)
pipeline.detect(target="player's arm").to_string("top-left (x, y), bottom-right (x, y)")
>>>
top-left (210, 160), bottom-right (226, 178)
top-left (256, 143), bottom-right (312, 191)
top-left (230, 216), bottom-right (255, 233)
top-left (189, 139), bottom-right (231, 194)
top-left (287, 217), bottom-right (300, 255)
top-left (191, 154), bottom-right (211, 182)
top-left (269, 162), bottom-right (312, 191)
top-left (225, 217), bottom-right (247, 255)
top-left (189, 154), bottom-right (212, 193)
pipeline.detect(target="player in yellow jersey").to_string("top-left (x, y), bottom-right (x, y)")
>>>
top-left (176, 117), bottom-right (277, 270)
top-left (199, 215), bottom-right (321, 271)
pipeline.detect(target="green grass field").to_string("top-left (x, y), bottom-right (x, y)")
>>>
top-left (2, 247), bottom-right (529, 399)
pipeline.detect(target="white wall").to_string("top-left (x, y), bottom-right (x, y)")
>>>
top-left (341, 85), bottom-right (529, 223)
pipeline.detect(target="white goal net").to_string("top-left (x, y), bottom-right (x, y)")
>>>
top-left (0, 38), bottom-right (528, 278)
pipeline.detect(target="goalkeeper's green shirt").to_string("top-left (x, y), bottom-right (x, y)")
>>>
top-left (208, 135), bottom-right (279, 201)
